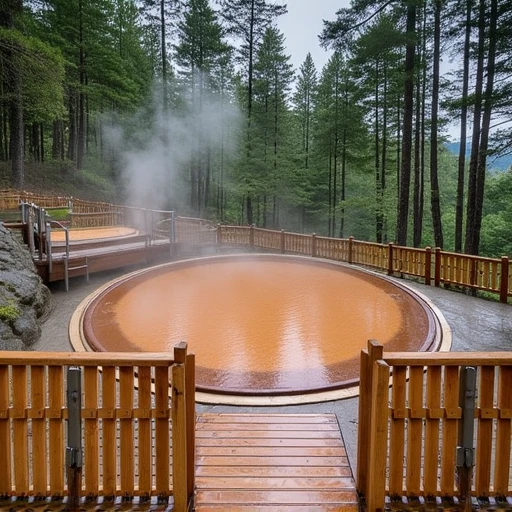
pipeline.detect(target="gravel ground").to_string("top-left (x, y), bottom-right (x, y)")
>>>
top-left (35, 264), bottom-right (512, 474)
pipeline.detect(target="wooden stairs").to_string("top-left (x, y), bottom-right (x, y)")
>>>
top-left (194, 413), bottom-right (358, 511)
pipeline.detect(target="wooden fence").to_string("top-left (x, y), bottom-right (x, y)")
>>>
top-left (214, 226), bottom-right (511, 303)
top-left (0, 189), bottom-right (69, 210)
top-left (358, 341), bottom-right (512, 510)
top-left (0, 344), bottom-right (195, 510)
top-left (1, 190), bottom-right (510, 302)
top-left (175, 216), bottom-right (217, 244)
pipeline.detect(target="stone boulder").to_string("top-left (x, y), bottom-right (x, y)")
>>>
top-left (0, 223), bottom-right (52, 349)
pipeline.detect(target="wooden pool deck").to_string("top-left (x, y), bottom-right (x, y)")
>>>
top-left (195, 413), bottom-right (357, 511)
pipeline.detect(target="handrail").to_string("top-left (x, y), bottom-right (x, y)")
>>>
top-left (46, 219), bottom-right (70, 288)
top-left (0, 351), bottom-right (177, 366)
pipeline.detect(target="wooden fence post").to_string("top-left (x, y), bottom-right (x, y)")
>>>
top-left (185, 353), bottom-right (196, 506)
top-left (348, 236), bottom-right (354, 264)
top-left (367, 359), bottom-right (390, 512)
top-left (425, 246), bottom-right (432, 285)
top-left (280, 229), bottom-right (285, 254)
top-left (250, 225), bottom-right (254, 248)
top-left (172, 342), bottom-right (188, 512)
top-left (500, 256), bottom-right (509, 304)
top-left (312, 233), bottom-right (317, 258)
top-left (434, 247), bottom-right (441, 287)
top-left (387, 243), bottom-right (394, 275)
top-left (357, 340), bottom-right (383, 498)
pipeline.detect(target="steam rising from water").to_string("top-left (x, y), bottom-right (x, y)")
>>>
top-left (104, 83), bottom-right (242, 212)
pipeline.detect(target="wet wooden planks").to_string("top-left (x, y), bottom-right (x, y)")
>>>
top-left (195, 413), bottom-right (358, 511)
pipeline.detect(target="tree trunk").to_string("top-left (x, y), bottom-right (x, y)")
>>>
top-left (77, 0), bottom-right (86, 170)
top-left (160, 0), bottom-right (168, 109)
top-left (396, 2), bottom-right (416, 246)
top-left (413, 53), bottom-right (422, 248)
top-left (413, 4), bottom-right (427, 248)
top-left (31, 122), bottom-right (40, 162)
top-left (204, 147), bottom-right (211, 211)
top-left (40, 123), bottom-right (44, 163)
top-left (9, 82), bottom-right (24, 188)
top-left (68, 94), bottom-right (77, 162)
top-left (247, 0), bottom-right (255, 116)
top-left (430, 0), bottom-right (443, 248)
top-left (473, 0), bottom-right (497, 255)
top-left (339, 127), bottom-right (347, 239)
top-left (381, 64), bottom-right (388, 242)
top-left (0, 78), bottom-right (5, 161)
top-left (396, 92), bottom-right (400, 202)
top-left (246, 195), bottom-right (253, 225)
top-left (455, 0), bottom-right (472, 253)
top-left (328, 148), bottom-right (334, 236)
top-left (375, 60), bottom-right (382, 242)
top-left (464, 0), bottom-right (485, 255)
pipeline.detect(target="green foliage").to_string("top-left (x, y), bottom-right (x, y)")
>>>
top-left (0, 27), bottom-right (66, 123)
top-left (0, 302), bottom-right (21, 323)
top-left (46, 208), bottom-right (69, 221)
top-left (1, 0), bottom-right (509, 261)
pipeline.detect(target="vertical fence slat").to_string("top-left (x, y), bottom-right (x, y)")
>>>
top-left (102, 366), bottom-right (117, 496)
top-left (405, 366), bottom-right (423, 496)
top-left (367, 360), bottom-right (390, 512)
top-left (388, 366), bottom-right (406, 496)
top-left (31, 366), bottom-right (47, 495)
top-left (440, 366), bottom-right (459, 495)
top-left (424, 366), bottom-right (442, 497)
top-left (48, 366), bottom-right (64, 495)
top-left (172, 361), bottom-right (187, 511)
top-left (155, 365), bottom-right (171, 497)
top-left (119, 366), bottom-right (134, 496)
top-left (137, 366), bottom-right (151, 497)
top-left (186, 353), bottom-right (196, 502)
top-left (12, 366), bottom-right (28, 494)
top-left (356, 349), bottom-right (370, 495)
top-left (0, 365), bottom-right (11, 495)
top-left (84, 366), bottom-right (99, 496)
top-left (494, 366), bottom-right (512, 495)
top-left (475, 366), bottom-right (495, 495)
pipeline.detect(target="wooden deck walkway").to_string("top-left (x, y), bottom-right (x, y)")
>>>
top-left (194, 413), bottom-right (358, 511)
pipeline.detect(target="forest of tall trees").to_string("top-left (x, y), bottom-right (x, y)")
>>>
top-left (0, 0), bottom-right (511, 257)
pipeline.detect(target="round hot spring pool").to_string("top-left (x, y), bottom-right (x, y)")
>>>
top-left (71, 254), bottom-right (448, 401)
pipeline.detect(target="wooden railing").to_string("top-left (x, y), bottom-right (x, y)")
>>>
top-left (314, 235), bottom-right (350, 261)
top-left (217, 225), bottom-right (251, 245)
top-left (214, 226), bottom-right (511, 303)
top-left (0, 189), bottom-right (69, 210)
top-left (1, 190), bottom-right (510, 302)
top-left (358, 341), bottom-right (512, 510)
top-left (352, 238), bottom-right (388, 270)
top-left (0, 344), bottom-right (195, 510)
top-left (175, 216), bottom-right (217, 245)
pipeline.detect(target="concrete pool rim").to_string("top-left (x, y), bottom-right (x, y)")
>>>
top-left (69, 254), bottom-right (452, 405)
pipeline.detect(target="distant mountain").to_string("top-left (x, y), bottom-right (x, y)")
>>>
top-left (445, 142), bottom-right (512, 171)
